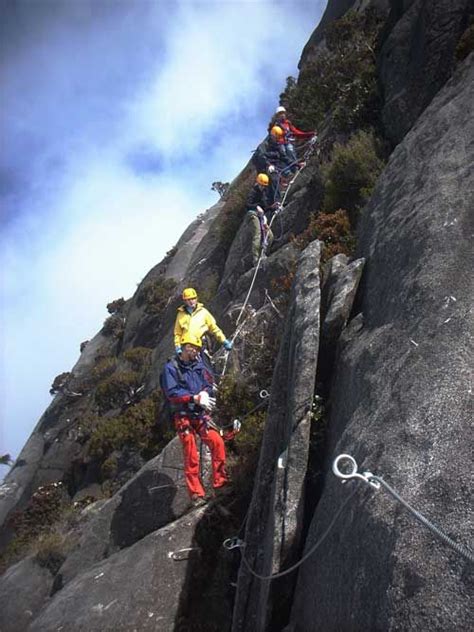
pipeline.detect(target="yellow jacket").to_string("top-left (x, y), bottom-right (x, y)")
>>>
top-left (174, 303), bottom-right (226, 348)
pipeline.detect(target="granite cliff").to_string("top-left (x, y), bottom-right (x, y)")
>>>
top-left (1, 1), bottom-right (472, 630)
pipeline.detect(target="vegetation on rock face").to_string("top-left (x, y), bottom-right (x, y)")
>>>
top-left (102, 314), bottom-right (125, 338)
top-left (218, 166), bottom-right (255, 251)
top-left (211, 181), bottom-right (230, 198)
top-left (50, 372), bottom-right (72, 395)
top-left (122, 346), bottom-right (152, 372)
top-left (294, 209), bottom-right (355, 262)
top-left (0, 454), bottom-right (13, 466)
top-left (85, 391), bottom-right (170, 477)
top-left (0, 482), bottom-right (72, 573)
top-left (90, 356), bottom-right (117, 383)
top-left (280, 9), bottom-right (384, 133)
top-left (136, 277), bottom-right (177, 316)
top-left (106, 297), bottom-right (126, 315)
top-left (80, 340), bottom-right (89, 352)
top-left (94, 370), bottom-right (143, 412)
top-left (322, 129), bottom-right (384, 221)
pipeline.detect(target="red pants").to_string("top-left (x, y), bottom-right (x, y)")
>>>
top-left (175, 416), bottom-right (228, 497)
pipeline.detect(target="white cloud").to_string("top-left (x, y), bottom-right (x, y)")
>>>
top-left (0, 0), bottom-right (324, 461)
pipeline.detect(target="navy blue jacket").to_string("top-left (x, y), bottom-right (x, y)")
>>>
top-left (161, 356), bottom-right (214, 413)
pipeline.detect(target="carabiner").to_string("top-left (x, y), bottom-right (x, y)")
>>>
top-left (259, 389), bottom-right (270, 399)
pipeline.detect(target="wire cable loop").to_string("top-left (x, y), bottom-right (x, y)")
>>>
top-left (332, 454), bottom-right (474, 564)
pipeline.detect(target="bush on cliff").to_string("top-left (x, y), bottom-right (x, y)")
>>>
top-left (122, 346), bottom-right (152, 372)
top-left (0, 482), bottom-right (71, 573)
top-left (136, 277), bottom-right (177, 316)
top-left (50, 371), bottom-right (72, 395)
top-left (94, 370), bottom-right (143, 412)
top-left (280, 9), bottom-right (384, 133)
top-left (294, 209), bottom-right (355, 263)
top-left (86, 391), bottom-right (169, 477)
top-left (322, 130), bottom-right (384, 221)
top-left (102, 314), bottom-right (125, 338)
top-left (106, 297), bottom-right (126, 315)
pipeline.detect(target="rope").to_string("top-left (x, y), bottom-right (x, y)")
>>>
top-left (332, 454), bottom-right (474, 564)
top-left (224, 483), bottom-right (359, 580)
top-left (219, 136), bottom-right (318, 378)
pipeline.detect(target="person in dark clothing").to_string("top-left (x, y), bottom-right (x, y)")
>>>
top-left (160, 333), bottom-right (229, 503)
top-left (252, 127), bottom-right (293, 204)
top-left (245, 173), bottom-right (276, 265)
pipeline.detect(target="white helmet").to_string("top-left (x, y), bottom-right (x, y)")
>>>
top-left (275, 106), bottom-right (286, 114)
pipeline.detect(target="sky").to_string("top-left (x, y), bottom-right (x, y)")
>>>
top-left (0, 0), bottom-right (325, 470)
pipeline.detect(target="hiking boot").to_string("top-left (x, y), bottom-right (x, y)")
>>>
top-left (191, 494), bottom-right (207, 508)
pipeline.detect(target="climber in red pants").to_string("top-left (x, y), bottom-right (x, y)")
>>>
top-left (160, 332), bottom-right (231, 504)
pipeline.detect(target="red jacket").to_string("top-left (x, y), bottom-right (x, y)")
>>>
top-left (278, 118), bottom-right (315, 144)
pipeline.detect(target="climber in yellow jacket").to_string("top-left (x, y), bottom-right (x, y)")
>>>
top-left (174, 288), bottom-right (233, 355)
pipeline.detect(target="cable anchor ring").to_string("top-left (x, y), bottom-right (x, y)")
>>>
top-left (259, 389), bottom-right (270, 399)
top-left (223, 537), bottom-right (245, 551)
top-left (332, 454), bottom-right (380, 489)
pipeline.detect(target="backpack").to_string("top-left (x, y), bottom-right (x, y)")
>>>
top-left (252, 140), bottom-right (269, 173)
top-left (159, 356), bottom-right (184, 423)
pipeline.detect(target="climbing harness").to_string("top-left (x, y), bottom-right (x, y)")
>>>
top-left (332, 454), bottom-right (474, 564)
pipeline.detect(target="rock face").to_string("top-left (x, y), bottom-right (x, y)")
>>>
top-left (29, 508), bottom-right (209, 632)
top-left (287, 52), bottom-right (474, 632)
top-left (1, 2), bottom-right (472, 630)
top-left (379, 0), bottom-right (472, 145)
top-left (56, 436), bottom-right (209, 587)
top-left (0, 557), bottom-right (54, 632)
top-left (232, 240), bottom-right (322, 632)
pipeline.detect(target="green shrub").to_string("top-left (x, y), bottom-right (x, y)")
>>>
top-left (280, 9), bottom-right (383, 133)
top-left (137, 277), bottom-right (177, 316)
top-left (0, 482), bottom-right (71, 573)
top-left (34, 531), bottom-right (74, 575)
top-left (91, 357), bottom-right (117, 382)
top-left (0, 454), bottom-right (12, 466)
top-left (122, 347), bottom-right (152, 372)
top-left (50, 372), bottom-right (72, 395)
top-left (294, 209), bottom-right (356, 263)
top-left (322, 130), bottom-right (384, 221)
top-left (214, 375), bottom-right (255, 428)
top-left (94, 370), bottom-right (142, 412)
top-left (102, 314), bottom-right (125, 338)
top-left (87, 391), bottom-right (165, 466)
top-left (106, 297), bottom-right (125, 315)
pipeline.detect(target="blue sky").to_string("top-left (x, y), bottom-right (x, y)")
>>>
top-left (0, 0), bottom-right (325, 470)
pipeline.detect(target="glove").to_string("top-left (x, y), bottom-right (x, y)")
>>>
top-left (195, 391), bottom-right (216, 412)
top-left (256, 205), bottom-right (264, 215)
top-left (223, 339), bottom-right (233, 351)
top-left (175, 346), bottom-right (182, 356)
top-left (267, 165), bottom-right (275, 174)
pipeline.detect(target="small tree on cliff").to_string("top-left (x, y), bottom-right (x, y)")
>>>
top-left (0, 454), bottom-right (13, 466)
top-left (211, 181), bottom-right (230, 198)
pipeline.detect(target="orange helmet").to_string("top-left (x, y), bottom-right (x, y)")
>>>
top-left (182, 288), bottom-right (198, 300)
top-left (256, 173), bottom-right (270, 186)
top-left (270, 125), bottom-right (284, 139)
